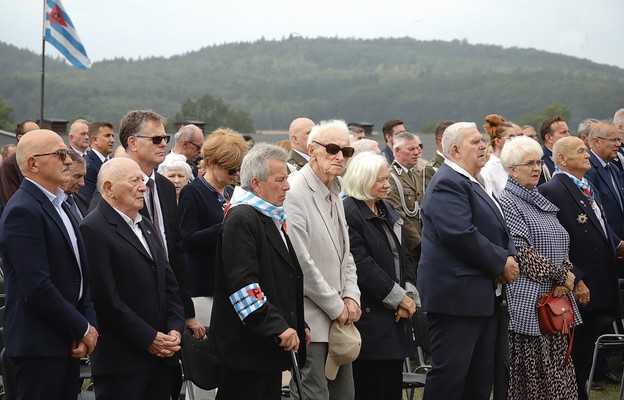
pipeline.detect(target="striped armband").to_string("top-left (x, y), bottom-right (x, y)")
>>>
top-left (229, 283), bottom-right (267, 321)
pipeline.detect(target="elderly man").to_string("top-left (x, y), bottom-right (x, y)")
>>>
top-left (0, 119), bottom-right (40, 206)
top-left (62, 150), bottom-right (89, 221)
top-left (380, 119), bottom-right (405, 163)
top-left (80, 157), bottom-right (183, 399)
top-left (165, 124), bottom-right (204, 179)
top-left (284, 119), bottom-right (361, 400)
top-left (538, 115), bottom-right (571, 185)
top-left (286, 117), bottom-right (314, 173)
top-left (68, 119), bottom-right (90, 156)
top-left (521, 125), bottom-right (539, 141)
top-left (417, 122), bottom-right (518, 400)
top-left (0, 129), bottom-right (98, 400)
top-left (387, 131), bottom-right (424, 266)
top-left (80, 121), bottom-right (115, 204)
top-left (207, 144), bottom-right (309, 399)
top-left (539, 136), bottom-right (621, 399)
top-left (612, 109), bottom-right (624, 171)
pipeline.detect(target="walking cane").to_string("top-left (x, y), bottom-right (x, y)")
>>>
top-left (290, 350), bottom-right (305, 400)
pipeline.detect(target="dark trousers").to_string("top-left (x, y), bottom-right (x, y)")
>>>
top-left (93, 363), bottom-right (171, 400)
top-left (493, 298), bottom-right (510, 400)
top-left (13, 356), bottom-right (80, 400)
top-left (353, 359), bottom-right (403, 400)
top-left (216, 365), bottom-right (281, 400)
top-left (423, 313), bottom-right (497, 400)
top-left (573, 313), bottom-right (613, 400)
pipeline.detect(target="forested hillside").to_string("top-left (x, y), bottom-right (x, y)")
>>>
top-left (1, 37), bottom-right (622, 132)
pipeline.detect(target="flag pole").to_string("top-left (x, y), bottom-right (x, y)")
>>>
top-left (40, 0), bottom-right (46, 126)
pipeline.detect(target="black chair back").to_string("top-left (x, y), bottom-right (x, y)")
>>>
top-left (180, 327), bottom-right (219, 390)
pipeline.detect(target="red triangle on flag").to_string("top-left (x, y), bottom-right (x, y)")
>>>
top-left (49, 5), bottom-right (68, 27)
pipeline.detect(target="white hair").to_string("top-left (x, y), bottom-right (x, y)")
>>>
top-left (499, 136), bottom-right (543, 172)
top-left (442, 122), bottom-right (477, 157)
top-left (157, 153), bottom-right (192, 179)
top-left (614, 108), bottom-right (624, 126)
top-left (307, 120), bottom-right (349, 146)
top-left (342, 152), bottom-right (388, 201)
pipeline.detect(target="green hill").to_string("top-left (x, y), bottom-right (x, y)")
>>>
top-left (1, 37), bottom-right (622, 131)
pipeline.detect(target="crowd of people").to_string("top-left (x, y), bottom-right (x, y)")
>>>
top-left (0, 107), bottom-right (623, 400)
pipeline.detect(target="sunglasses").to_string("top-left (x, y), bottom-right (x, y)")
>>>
top-left (32, 149), bottom-right (70, 162)
top-left (312, 141), bottom-right (355, 158)
top-left (186, 141), bottom-right (202, 151)
top-left (135, 135), bottom-right (171, 145)
top-left (227, 167), bottom-right (241, 175)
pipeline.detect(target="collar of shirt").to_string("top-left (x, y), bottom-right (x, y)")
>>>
top-left (394, 160), bottom-right (411, 173)
top-left (111, 206), bottom-right (143, 228)
top-left (436, 150), bottom-right (445, 158)
top-left (444, 158), bottom-right (496, 198)
top-left (293, 149), bottom-right (310, 161)
top-left (591, 149), bottom-right (609, 167)
top-left (70, 146), bottom-right (86, 157)
top-left (91, 148), bottom-right (107, 163)
top-left (25, 177), bottom-right (67, 205)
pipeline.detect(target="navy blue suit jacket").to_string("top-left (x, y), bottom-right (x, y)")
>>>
top-left (0, 179), bottom-right (96, 357)
top-left (79, 150), bottom-right (104, 205)
top-left (80, 199), bottom-right (184, 375)
top-left (417, 163), bottom-right (515, 316)
top-left (538, 146), bottom-right (555, 186)
top-left (539, 174), bottom-right (620, 316)
top-left (585, 151), bottom-right (624, 242)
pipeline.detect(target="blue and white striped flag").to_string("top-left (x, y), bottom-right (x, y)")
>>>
top-left (45, 0), bottom-right (91, 69)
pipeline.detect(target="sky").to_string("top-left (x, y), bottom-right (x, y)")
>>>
top-left (2, 0), bottom-right (623, 68)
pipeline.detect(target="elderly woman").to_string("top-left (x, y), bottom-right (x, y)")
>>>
top-left (498, 136), bottom-right (581, 400)
top-left (157, 153), bottom-right (193, 202)
top-left (178, 128), bottom-right (247, 326)
top-left (481, 114), bottom-right (522, 197)
top-left (342, 151), bottom-right (418, 400)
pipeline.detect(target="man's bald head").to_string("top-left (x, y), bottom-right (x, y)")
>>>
top-left (16, 129), bottom-right (72, 191)
top-left (289, 117), bottom-right (314, 154)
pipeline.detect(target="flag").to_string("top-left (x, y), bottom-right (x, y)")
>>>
top-left (45, 0), bottom-right (91, 69)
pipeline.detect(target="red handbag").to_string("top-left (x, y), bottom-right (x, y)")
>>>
top-left (536, 290), bottom-right (575, 365)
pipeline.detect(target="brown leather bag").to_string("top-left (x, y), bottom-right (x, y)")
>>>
top-left (536, 290), bottom-right (575, 365)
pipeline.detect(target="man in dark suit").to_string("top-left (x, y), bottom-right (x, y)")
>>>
top-left (61, 149), bottom-right (90, 221)
top-left (380, 119), bottom-right (405, 163)
top-left (80, 157), bottom-right (184, 399)
top-left (80, 121), bottom-right (115, 205)
top-left (537, 115), bottom-right (571, 186)
top-left (539, 136), bottom-right (621, 400)
top-left (0, 129), bottom-right (98, 400)
top-left (208, 144), bottom-right (309, 399)
top-left (286, 117), bottom-right (314, 173)
top-left (585, 121), bottom-right (624, 244)
top-left (417, 122), bottom-right (519, 400)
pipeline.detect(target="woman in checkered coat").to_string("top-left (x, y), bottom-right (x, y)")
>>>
top-left (498, 136), bottom-right (582, 400)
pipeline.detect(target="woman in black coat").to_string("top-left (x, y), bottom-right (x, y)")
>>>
top-left (342, 151), bottom-right (419, 400)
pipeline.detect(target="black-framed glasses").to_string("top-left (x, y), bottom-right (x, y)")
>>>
top-left (515, 159), bottom-right (544, 168)
top-left (312, 141), bottom-right (355, 158)
top-left (135, 135), bottom-right (171, 145)
top-left (596, 136), bottom-right (622, 144)
top-left (32, 149), bottom-right (70, 162)
top-left (186, 141), bottom-right (202, 151)
top-left (227, 167), bottom-right (241, 175)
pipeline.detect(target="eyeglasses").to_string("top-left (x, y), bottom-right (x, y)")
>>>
top-left (135, 135), bottom-right (171, 145)
top-left (515, 160), bottom-right (544, 168)
top-left (227, 167), bottom-right (241, 175)
top-left (186, 141), bottom-right (202, 151)
top-left (312, 141), bottom-right (355, 158)
top-left (596, 136), bottom-right (622, 144)
top-left (32, 149), bottom-right (70, 162)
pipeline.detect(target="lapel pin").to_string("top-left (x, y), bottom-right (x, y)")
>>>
top-left (576, 213), bottom-right (588, 224)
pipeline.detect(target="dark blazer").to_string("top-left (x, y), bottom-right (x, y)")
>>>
top-left (417, 163), bottom-right (515, 316)
top-left (178, 178), bottom-right (227, 297)
top-left (79, 150), bottom-right (104, 205)
top-left (539, 174), bottom-right (620, 316)
top-left (0, 153), bottom-right (23, 207)
top-left (89, 172), bottom-right (195, 318)
top-left (538, 146), bottom-right (556, 186)
top-left (80, 199), bottom-right (184, 375)
top-left (381, 145), bottom-right (394, 164)
top-left (0, 179), bottom-right (96, 357)
top-left (585, 151), bottom-right (624, 242)
top-left (343, 197), bottom-right (415, 360)
top-left (71, 192), bottom-right (90, 220)
top-left (207, 205), bottom-right (306, 371)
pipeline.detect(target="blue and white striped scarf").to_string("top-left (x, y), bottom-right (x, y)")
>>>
top-left (228, 186), bottom-right (287, 222)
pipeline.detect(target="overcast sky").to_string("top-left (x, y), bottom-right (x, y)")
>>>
top-left (2, 0), bottom-right (623, 68)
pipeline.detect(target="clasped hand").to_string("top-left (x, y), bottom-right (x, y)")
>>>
top-left (395, 295), bottom-right (417, 322)
top-left (148, 330), bottom-right (181, 358)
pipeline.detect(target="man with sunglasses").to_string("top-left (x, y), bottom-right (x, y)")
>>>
top-left (165, 124), bottom-right (204, 180)
top-left (0, 129), bottom-right (98, 400)
top-left (284, 119), bottom-right (361, 400)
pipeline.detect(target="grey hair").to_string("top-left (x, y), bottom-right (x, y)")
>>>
top-left (174, 125), bottom-right (197, 144)
top-left (442, 122), bottom-right (477, 157)
top-left (240, 143), bottom-right (289, 191)
top-left (307, 120), bottom-right (349, 146)
top-left (500, 136), bottom-right (543, 172)
top-left (577, 118), bottom-right (599, 138)
top-left (69, 119), bottom-right (89, 135)
top-left (342, 152), bottom-right (388, 201)
top-left (392, 132), bottom-right (419, 152)
top-left (588, 120), bottom-right (616, 143)
top-left (351, 139), bottom-right (380, 156)
top-left (157, 153), bottom-right (192, 179)
top-left (614, 108), bottom-right (624, 126)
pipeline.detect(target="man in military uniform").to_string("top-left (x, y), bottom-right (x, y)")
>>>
top-left (422, 120), bottom-right (454, 194)
top-left (387, 132), bottom-right (424, 267)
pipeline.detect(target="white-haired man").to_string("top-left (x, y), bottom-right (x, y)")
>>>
top-left (165, 124), bottom-right (204, 179)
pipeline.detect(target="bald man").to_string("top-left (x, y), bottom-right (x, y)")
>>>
top-left (0, 120), bottom-right (40, 206)
top-left (0, 130), bottom-right (98, 400)
top-left (286, 117), bottom-right (314, 173)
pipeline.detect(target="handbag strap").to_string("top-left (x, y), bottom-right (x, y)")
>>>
top-left (563, 324), bottom-right (575, 367)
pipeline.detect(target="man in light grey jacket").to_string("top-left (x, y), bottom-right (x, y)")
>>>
top-left (284, 119), bottom-right (361, 400)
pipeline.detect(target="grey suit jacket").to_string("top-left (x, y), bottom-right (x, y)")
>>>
top-left (284, 164), bottom-right (360, 342)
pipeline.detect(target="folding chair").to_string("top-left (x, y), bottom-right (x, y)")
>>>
top-left (402, 309), bottom-right (431, 400)
top-left (180, 327), bottom-right (219, 400)
top-left (0, 348), bottom-right (16, 400)
top-left (587, 334), bottom-right (624, 399)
